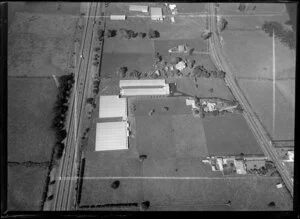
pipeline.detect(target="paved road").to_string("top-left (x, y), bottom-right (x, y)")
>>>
top-left (207, 3), bottom-right (293, 196)
top-left (51, 2), bottom-right (101, 210)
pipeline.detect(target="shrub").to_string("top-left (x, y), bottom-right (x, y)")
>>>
top-left (119, 28), bottom-right (137, 39)
top-left (170, 57), bottom-right (181, 64)
top-left (238, 3), bottom-right (246, 12)
top-left (141, 201), bottom-right (150, 210)
top-left (268, 202), bottom-right (276, 207)
top-left (204, 72), bottom-right (211, 78)
top-left (53, 142), bottom-right (64, 159)
top-left (217, 70), bottom-right (226, 79)
top-left (111, 180), bottom-right (120, 189)
top-left (117, 66), bottom-right (128, 78)
top-left (148, 29), bottom-right (160, 38)
top-left (209, 88), bottom-right (214, 93)
top-left (201, 31), bottom-right (212, 40)
top-left (220, 18), bottom-right (228, 32)
top-left (106, 29), bottom-right (117, 37)
top-left (154, 52), bottom-right (162, 62)
top-left (86, 98), bottom-right (94, 105)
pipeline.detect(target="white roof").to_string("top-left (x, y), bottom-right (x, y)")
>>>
top-left (119, 79), bottom-right (166, 88)
top-left (121, 86), bottom-right (170, 96)
top-left (129, 5), bottom-right (148, 12)
top-left (99, 95), bottom-right (127, 119)
top-left (110, 15), bottom-right (126, 20)
top-left (150, 7), bottom-right (163, 19)
top-left (95, 122), bottom-right (128, 151)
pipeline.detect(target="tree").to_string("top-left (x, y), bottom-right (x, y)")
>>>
top-left (56, 129), bottom-right (67, 142)
top-left (141, 201), bottom-right (150, 210)
top-left (148, 29), bottom-right (160, 38)
top-left (268, 202), bottom-right (276, 207)
top-left (211, 71), bottom-right (218, 78)
top-left (238, 3), bottom-right (246, 12)
top-left (111, 180), bottom-right (120, 189)
top-left (106, 29), bottom-right (117, 37)
top-left (130, 70), bottom-right (142, 79)
top-left (47, 195), bottom-right (54, 201)
top-left (187, 47), bottom-right (195, 55)
top-left (204, 72), bottom-right (211, 78)
top-left (86, 97), bottom-right (94, 105)
top-left (187, 59), bottom-right (196, 68)
top-left (201, 31), bottom-right (212, 40)
top-left (220, 18), bottom-right (228, 32)
top-left (53, 142), bottom-right (64, 159)
top-left (217, 70), bottom-right (226, 79)
top-left (138, 32), bottom-right (146, 38)
top-left (154, 52), bottom-right (162, 62)
top-left (119, 28), bottom-right (137, 39)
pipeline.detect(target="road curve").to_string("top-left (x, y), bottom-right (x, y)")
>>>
top-left (207, 3), bottom-right (293, 196)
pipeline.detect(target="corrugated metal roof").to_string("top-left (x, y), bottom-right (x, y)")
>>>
top-left (120, 79), bottom-right (166, 88)
top-left (150, 7), bottom-right (163, 19)
top-left (95, 122), bottom-right (128, 151)
top-left (110, 15), bottom-right (126, 20)
top-left (99, 95), bottom-right (127, 119)
top-left (121, 86), bottom-right (170, 96)
top-left (129, 5), bottom-right (148, 12)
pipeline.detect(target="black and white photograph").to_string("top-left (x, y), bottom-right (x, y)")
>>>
top-left (3, 1), bottom-right (296, 213)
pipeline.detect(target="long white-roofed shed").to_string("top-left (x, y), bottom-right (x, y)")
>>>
top-left (95, 122), bottom-right (128, 151)
top-left (119, 79), bottom-right (166, 88)
top-left (120, 85), bottom-right (170, 96)
top-left (129, 5), bottom-right (149, 13)
top-left (99, 95), bottom-right (127, 119)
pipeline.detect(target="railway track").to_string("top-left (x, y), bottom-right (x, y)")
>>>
top-left (207, 3), bottom-right (293, 196)
top-left (52, 2), bottom-right (101, 210)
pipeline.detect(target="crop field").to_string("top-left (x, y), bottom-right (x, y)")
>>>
top-left (220, 3), bottom-right (285, 15)
top-left (275, 79), bottom-right (295, 109)
top-left (203, 113), bottom-right (264, 156)
top-left (222, 30), bottom-right (295, 80)
top-left (143, 176), bottom-right (292, 211)
top-left (176, 3), bottom-right (206, 13)
top-left (238, 79), bottom-right (294, 140)
top-left (8, 166), bottom-right (48, 210)
top-left (8, 78), bottom-right (57, 162)
top-left (8, 12), bottom-right (78, 77)
top-left (176, 77), bottom-right (235, 100)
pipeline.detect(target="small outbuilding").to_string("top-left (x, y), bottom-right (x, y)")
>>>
top-left (110, 15), bottom-right (126, 20)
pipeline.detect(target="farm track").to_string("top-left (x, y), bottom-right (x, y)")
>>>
top-left (51, 2), bottom-right (101, 210)
top-left (207, 3), bottom-right (293, 196)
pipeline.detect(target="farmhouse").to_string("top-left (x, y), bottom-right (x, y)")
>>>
top-left (99, 95), bottom-right (127, 120)
top-left (129, 5), bottom-right (148, 13)
top-left (95, 121), bottom-right (129, 151)
top-left (150, 7), bottom-right (163, 21)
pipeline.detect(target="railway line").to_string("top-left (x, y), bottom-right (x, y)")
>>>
top-left (207, 3), bottom-right (293, 196)
top-left (52, 2), bottom-right (101, 210)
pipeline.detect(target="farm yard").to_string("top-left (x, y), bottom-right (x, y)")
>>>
top-left (8, 165), bottom-right (48, 211)
top-left (8, 78), bottom-right (57, 162)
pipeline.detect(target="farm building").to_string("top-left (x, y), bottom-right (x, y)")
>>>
top-left (110, 15), bottom-right (126, 20)
top-left (120, 79), bottom-right (167, 88)
top-left (99, 95), bottom-right (127, 120)
top-left (129, 5), bottom-right (148, 13)
top-left (150, 7), bottom-right (163, 21)
top-left (120, 86), bottom-right (170, 96)
top-left (95, 122), bottom-right (128, 151)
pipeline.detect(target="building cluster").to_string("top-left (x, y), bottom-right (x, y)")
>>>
top-left (110, 4), bottom-right (165, 21)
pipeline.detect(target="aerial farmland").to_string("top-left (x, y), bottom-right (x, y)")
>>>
top-left (6, 2), bottom-right (294, 213)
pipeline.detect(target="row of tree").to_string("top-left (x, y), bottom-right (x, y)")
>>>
top-left (106, 28), bottom-right (160, 39)
top-left (261, 21), bottom-right (296, 50)
top-left (51, 73), bottom-right (75, 160)
top-left (192, 65), bottom-right (226, 79)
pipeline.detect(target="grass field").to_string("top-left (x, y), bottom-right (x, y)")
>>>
top-left (203, 113), bottom-right (264, 156)
top-left (8, 12), bottom-right (77, 77)
top-left (176, 3), bottom-right (206, 13)
top-left (8, 78), bottom-right (57, 162)
top-left (103, 39), bottom-right (154, 54)
top-left (154, 39), bottom-right (208, 56)
top-left (176, 77), bottom-right (235, 100)
top-left (8, 166), bottom-right (48, 210)
top-left (100, 53), bottom-right (154, 77)
top-left (238, 79), bottom-right (294, 140)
